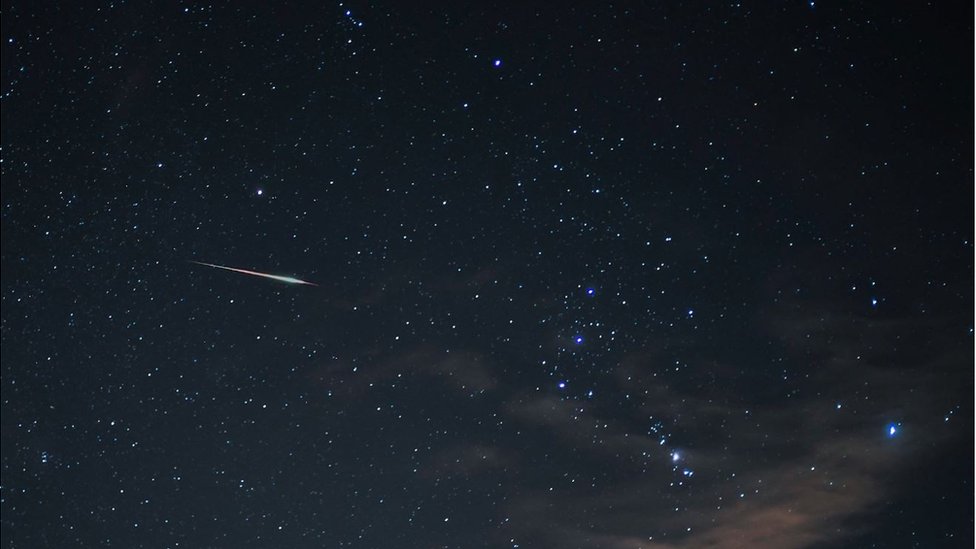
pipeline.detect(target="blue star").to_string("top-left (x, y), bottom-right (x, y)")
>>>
top-left (493, 59), bottom-right (502, 68)
top-left (886, 423), bottom-right (899, 437)
top-left (573, 335), bottom-right (584, 345)
top-left (585, 287), bottom-right (596, 296)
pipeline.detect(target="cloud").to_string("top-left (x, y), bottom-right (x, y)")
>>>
top-left (495, 302), bottom-right (969, 548)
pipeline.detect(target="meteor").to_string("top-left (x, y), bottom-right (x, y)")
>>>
top-left (190, 261), bottom-right (318, 286)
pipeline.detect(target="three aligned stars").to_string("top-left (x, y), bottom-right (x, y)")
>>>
top-left (190, 262), bottom-right (904, 471)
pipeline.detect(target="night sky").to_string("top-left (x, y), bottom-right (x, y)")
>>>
top-left (1, 2), bottom-right (973, 548)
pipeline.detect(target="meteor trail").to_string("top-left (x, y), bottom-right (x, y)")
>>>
top-left (190, 261), bottom-right (318, 286)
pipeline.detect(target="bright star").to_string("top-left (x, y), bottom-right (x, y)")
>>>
top-left (493, 59), bottom-right (502, 67)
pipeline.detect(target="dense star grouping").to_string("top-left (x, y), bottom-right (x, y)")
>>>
top-left (1, 2), bottom-right (972, 548)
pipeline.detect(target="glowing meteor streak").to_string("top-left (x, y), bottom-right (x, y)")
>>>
top-left (190, 261), bottom-right (318, 286)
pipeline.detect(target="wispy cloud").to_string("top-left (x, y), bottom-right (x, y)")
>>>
top-left (494, 303), bottom-right (968, 548)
